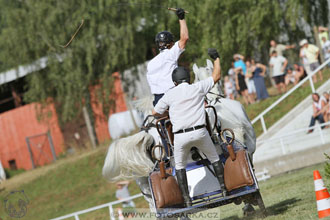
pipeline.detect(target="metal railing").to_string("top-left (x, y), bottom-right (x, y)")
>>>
top-left (251, 58), bottom-right (330, 134)
top-left (257, 121), bottom-right (330, 155)
top-left (50, 193), bottom-right (143, 220)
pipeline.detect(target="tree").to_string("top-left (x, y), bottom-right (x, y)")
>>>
top-left (0, 0), bottom-right (328, 124)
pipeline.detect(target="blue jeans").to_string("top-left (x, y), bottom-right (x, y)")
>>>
top-left (308, 114), bottom-right (325, 131)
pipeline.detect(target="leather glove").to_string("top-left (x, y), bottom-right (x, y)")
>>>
top-left (176, 8), bottom-right (185, 20)
top-left (208, 48), bottom-right (219, 60)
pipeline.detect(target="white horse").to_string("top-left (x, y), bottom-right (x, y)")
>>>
top-left (102, 63), bottom-right (256, 215)
top-left (193, 59), bottom-right (256, 156)
top-left (108, 109), bottom-right (144, 140)
top-left (103, 109), bottom-right (164, 212)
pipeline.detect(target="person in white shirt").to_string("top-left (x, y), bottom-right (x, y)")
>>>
top-left (308, 93), bottom-right (325, 133)
top-left (152, 49), bottom-right (225, 207)
top-left (147, 8), bottom-right (189, 106)
top-left (321, 92), bottom-right (329, 125)
top-left (321, 36), bottom-right (330, 67)
top-left (224, 76), bottom-right (234, 99)
top-left (300, 39), bottom-right (323, 83)
top-left (269, 40), bottom-right (295, 56)
top-left (269, 50), bottom-right (288, 94)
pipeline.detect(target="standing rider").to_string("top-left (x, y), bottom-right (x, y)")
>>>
top-left (152, 49), bottom-right (226, 207)
top-left (147, 8), bottom-right (189, 106)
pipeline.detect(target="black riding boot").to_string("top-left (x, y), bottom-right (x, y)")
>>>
top-left (212, 160), bottom-right (227, 196)
top-left (176, 169), bottom-right (192, 207)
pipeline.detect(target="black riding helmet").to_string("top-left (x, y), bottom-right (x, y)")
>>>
top-left (155, 31), bottom-right (174, 50)
top-left (172, 67), bottom-right (190, 85)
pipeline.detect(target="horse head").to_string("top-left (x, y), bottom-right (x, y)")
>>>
top-left (192, 60), bottom-right (256, 156)
top-left (193, 59), bottom-right (222, 101)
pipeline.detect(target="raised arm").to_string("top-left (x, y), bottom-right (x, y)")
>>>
top-left (212, 58), bottom-right (221, 83)
top-left (285, 44), bottom-right (295, 49)
top-left (176, 8), bottom-right (189, 49)
top-left (207, 48), bottom-right (221, 83)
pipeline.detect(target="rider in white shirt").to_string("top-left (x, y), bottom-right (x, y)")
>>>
top-left (152, 49), bottom-right (226, 207)
top-left (146, 8), bottom-right (189, 106)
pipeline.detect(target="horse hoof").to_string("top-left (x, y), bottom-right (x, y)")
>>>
top-left (243, 203), bottom-right (255, 217)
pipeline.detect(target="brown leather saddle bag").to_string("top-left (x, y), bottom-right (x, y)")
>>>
top-left (224, 149), bottom-right (254, 191)
top-left (149, 161), bottom-right (184, 208)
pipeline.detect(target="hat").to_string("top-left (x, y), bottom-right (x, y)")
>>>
top-left (233, 54), bottom-right (240, 59)
top-left (116, 181), bottom-right (127, 186)
top-left (299, 39), bottom-right (308, 47)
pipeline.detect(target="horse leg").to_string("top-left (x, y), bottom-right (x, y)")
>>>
top-left (242, 202), bottom-right (255, 217)
top-left (135, 177), bottom-right (156, 212)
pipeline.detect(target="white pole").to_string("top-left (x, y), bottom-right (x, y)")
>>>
top-left (309, 77), bottom-right (316, 93)
top-left (109, 205), bottom-right (115, 220)
top-left (261, 116), bottom-right (267, 134)
top-left (74, 215), bottom-right (80, 220)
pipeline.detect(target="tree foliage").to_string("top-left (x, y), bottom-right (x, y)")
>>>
top-left (0, 0), bottom-right (328, 123)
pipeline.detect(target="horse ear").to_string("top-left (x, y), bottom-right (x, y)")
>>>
top-left (206, 59), bottom-right (213, 69)
top-left (192, 63), bottom-right (199, 80)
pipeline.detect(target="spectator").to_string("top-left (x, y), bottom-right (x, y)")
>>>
top-left (228, 61), bottom-right (238, 98)
top-left (233, 54), bottom-right (246, 74)
top-left (247, 60), bottom-right (268, 101)
top-left (269, 40), bottom-right (295, 56)
top-left (224, 76), bottom-right (234, 100)
top-left (269, 50), bottom-right (287, 94)
top-left (285, 67), bottom-right (301, 86)
top-left (321, 92), bottom-right (329, 125)
top-left (318, 26), bottom-right (329, 47)
top-left (308, 93), bottom-right (325, 133)
top-left (245, 61), bottom-right (256, 103)
top-left (321, 36), bottom-right (330, 66)
top-left (300, 39), bottom-right (323, 83)
top-left (293, 63), bottom-right (306, 81)
top-left (300, 46), bottom-right (312, 75)
top-left (116, 181), bottom-right (136, 218)
top-left (235, 68), bottom-right (252, 105)
top-left (234, 54), bottom-right (256, 102)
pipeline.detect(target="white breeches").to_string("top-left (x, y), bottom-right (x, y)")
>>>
top-left (174, 128), bottom-right (220, 170)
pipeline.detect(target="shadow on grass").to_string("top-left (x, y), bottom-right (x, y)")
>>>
top-left (265, 197), bottom-right (301, 216)
top-left (221, 198), bottom-right (301, 220)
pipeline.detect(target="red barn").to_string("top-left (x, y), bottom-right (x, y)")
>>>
top-left (0, 60), bottom-right (128, 170)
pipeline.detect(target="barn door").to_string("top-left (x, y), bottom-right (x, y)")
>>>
top-left (26, 131), bottom-right (57, 169)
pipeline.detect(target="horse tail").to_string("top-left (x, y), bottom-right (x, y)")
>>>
top-left (102, 131), bottom-right (155, 182)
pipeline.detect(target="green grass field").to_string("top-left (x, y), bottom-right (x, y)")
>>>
top-left (0, 144), bottom-right (329, 220)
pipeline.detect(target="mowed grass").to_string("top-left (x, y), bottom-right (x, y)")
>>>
top-left (0, 146), bottom-right (149, 220)
top-left (244, 69), bottom-right (330, 137)
top-left (0, 144), bottom-right (329, 220)
top-left (218, 162), bottom-right (330, 220)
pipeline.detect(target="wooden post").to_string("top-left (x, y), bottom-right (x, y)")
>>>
top-left (313, 26), bottom-right (325, 63)
top-left (83, 106), bottom-right (97, 149)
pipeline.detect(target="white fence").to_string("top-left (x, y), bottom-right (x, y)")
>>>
top-left (251, 58), bottom-right (330, 135)
top-left (255, 121), bottom-right (330, 161)
top-left (50, 193), bottom-right (143, 220)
